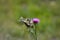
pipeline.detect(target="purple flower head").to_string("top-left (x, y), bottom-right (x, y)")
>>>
top-left (32, 18), bottom-right (40, 24)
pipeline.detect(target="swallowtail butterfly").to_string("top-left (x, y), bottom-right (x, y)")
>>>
top-left (19, 17), bottom-right (34, 28)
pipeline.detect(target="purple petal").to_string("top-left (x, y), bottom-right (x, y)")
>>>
top-left (32, 18), bottom-right (40, 23)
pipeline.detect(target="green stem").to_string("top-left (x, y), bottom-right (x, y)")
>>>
top-left (34, 24), bottom-right (37, 40)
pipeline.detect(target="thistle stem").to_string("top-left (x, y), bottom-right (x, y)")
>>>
top-left (34, 24), bottom-right (37, 40)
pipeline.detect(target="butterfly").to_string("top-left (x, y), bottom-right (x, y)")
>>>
top-left (19, 17), bottom-right (34, 28)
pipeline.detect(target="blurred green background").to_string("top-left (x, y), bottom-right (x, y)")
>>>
top-left (0, 0), bottom-right (60, 40)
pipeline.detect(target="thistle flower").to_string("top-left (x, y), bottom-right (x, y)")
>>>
top-left (32, 18), bottom-right (40, 24)
top-left (19, 17), bottom-right (40, 40)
